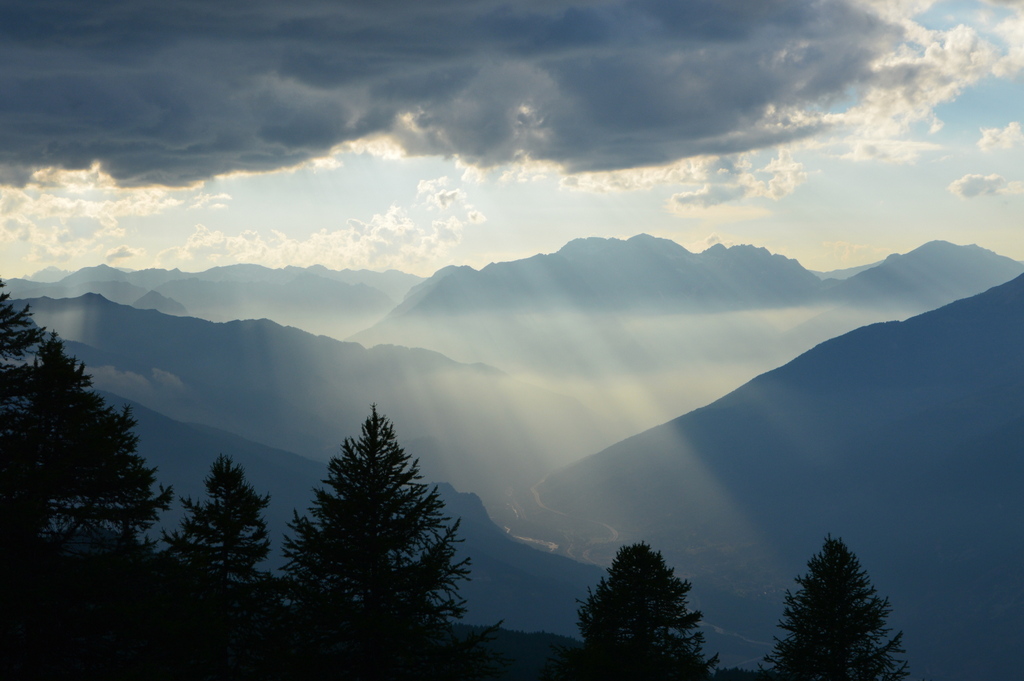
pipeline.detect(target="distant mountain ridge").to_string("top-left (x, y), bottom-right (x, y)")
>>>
top-left (823, 240), bottom-right (1024, 308)
top-left (351, 236), bottom-right (1023, 436)
top-left (9, 263), bottom-right (424, 339)
top-left (534, 272), bottom-right (1024, 681)
top-left (381, 236), bottom-right (1022, 318)
top-left (34, 262), bottom-right (423, 299)
top-left (21, 294), bottom-right (613, 511)
top-left (392, 234), bottom-right (824, 315)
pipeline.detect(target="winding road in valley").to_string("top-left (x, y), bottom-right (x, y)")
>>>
top-left (526, 474), bottom-right (620, 564)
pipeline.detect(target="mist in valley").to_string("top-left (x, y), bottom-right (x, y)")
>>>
top-left (9, 235), bottom-right (1024, 679)
top-left (351, 303), bottom-right (929, 439)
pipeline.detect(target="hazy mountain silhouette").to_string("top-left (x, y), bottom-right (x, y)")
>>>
top-left (23, 294), bottom-right (613, 510)
top-left (24, 265), bottom-right (72, 282)
top-left (102, 392), bottom-right (602, 637)
top-left (9, 263), bottom-right (424, 340)
top-left (387, 234), bottom-right (822, 315)
top-left (6, 278), bottom-right (150, 306)
top-left (535, 273), bottom-right (1024, 681)
top-left (353, 236), bottom-right (1024, 440)
top-left (57, 263), bottom-right (133, 285)
top-left (151, 275), bottom-right (393, 338)
top-left (132, 289), bottom-right (189, 316)
top-left (811, 261), bottom-right (882, 280)
top-left (826, 240), bottom-right (1024, 308)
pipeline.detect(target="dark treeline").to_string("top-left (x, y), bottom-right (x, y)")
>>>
top-left (0, 282), bottom-right (498, 681)
top-left (0, 281), bottom-right (910, 681)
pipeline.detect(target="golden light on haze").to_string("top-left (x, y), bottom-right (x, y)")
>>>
top-left (352, 304), bottom-right (910, 443)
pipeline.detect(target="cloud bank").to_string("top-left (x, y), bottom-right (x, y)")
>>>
top-left (0, 0), bottom-right (901, 187)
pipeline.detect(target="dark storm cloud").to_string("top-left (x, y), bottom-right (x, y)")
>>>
top-left (0, 0), bottom-right (899, 186)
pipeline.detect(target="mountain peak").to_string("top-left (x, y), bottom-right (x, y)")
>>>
top-left (58, 263), bottom-right (129, 285)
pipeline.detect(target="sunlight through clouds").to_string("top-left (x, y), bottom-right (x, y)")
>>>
top-left (0, 0), bottom-right (1022, 277)
top-left (0, 164), bottom-right (183, 267)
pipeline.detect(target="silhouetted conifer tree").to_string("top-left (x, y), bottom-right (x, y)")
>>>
top-left (761, 535), bottom-right (909, 681)
top-left (0, 279), bottom-right (44, 409)
top-left (282, 406), bottom-right (500, 681)
top-left (0, 285), bottom-right (171, 679)
top-left (164, 454), bottom-right (277, 680)
top-left (545, 542), bottom-right (717, 681)
top-left (4, 334), bottom-right (171, 552)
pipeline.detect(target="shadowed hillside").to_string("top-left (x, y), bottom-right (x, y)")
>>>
top-left (22, 294), bottom-right (614, 512)
top-left (536, 273), bottom-right (1024, 681)
top-left (107, 393), bottom-right (604, 637)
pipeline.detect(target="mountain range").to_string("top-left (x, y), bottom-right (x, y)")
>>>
top-left (10, 263), bottom-right (423, 339)
top-left (7, 235), bottom-right (1024, 679)
top-left (534, 271), bottom-right (1024, 681)
top-left (351, 237), bottom-right (1024, 435)
top-left (373, 236), bottom-right (1021, 316)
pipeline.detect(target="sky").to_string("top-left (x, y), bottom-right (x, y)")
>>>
top-left (1, 0), bottom-right (1022, 279)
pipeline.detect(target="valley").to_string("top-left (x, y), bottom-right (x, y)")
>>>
top-left (7, 234), bottom-right (1024, 678)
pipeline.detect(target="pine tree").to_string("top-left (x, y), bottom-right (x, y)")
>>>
top-left (282, 406), bottom-right (499, 681)
top-left (761, 536), bottom-right (909, 681)
top-left (0, 290), bottom-right (172, 678)
top-left (546, 542), bottom-right (717, 681)
top-left (2, 334), bottom-right (171, 553)
top-left (164, 454), bottom-right (276, 680)
top-left (0, 278), bottom-right (45, 405)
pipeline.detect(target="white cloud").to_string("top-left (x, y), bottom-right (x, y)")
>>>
top-left (978, 121), bottom-right (1024, 150)
top-left (430, 216), bottom-right (464, 246)
top-left (496, 159), bottom-right (557, 184)
top-left (947, 173), bottom-right (1024, 197)
top-left (416, 177), bottom-right (464, 211)
top-left (105, 245), bottom-right (147, 264)
top-left (672, 184), bottom-right (747, 209)
top-left (560, 150), bottom-right (806, 208)
top-left (416, 176), bottom-right (488, 224)
top-left (188, 192), bottom-right (233, 210)
top-left (666, 150), bottom-right (807, 210)
top-left (740, 150), bottom-right (808, 200)
top-left (0, 164), bottom-right (186, 266)
top-left (336, 136), bottom-right (410, 161)
top-left (161, 206), bottom-right (466, 272)
top-left (560, 158), bottom-right (720, 193)
top-left (1, 183), bottom-right (181, 231)
top-left (993, 10), bottom-right (1024, 77)
top-left (831, 18), bottom-right (1001, 161)
top-left (840, 138), bottom-right (943, 163)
